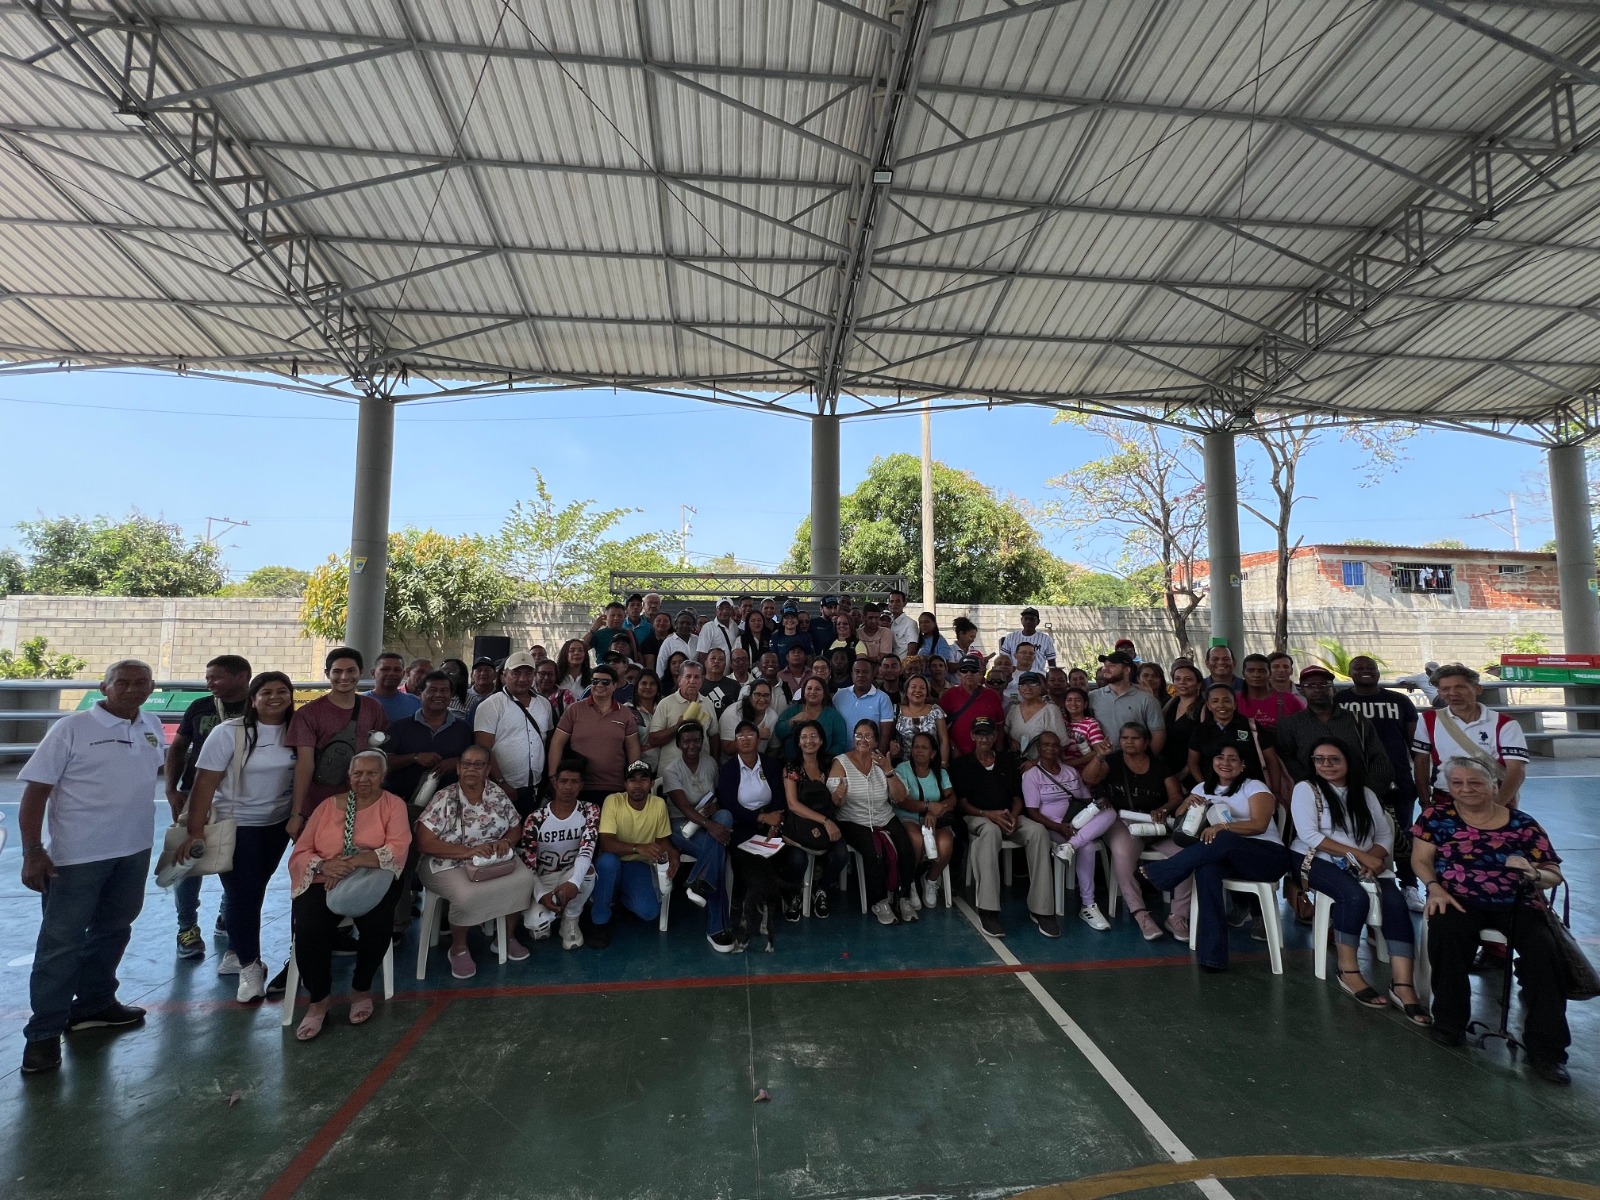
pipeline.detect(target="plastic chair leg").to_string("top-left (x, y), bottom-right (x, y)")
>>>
top-left (1052, 855), bottom-right (1066, 917)
top-left (1312, 892), bottom-right (1332, 981)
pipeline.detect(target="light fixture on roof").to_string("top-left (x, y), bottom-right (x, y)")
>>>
top-left (872, 169), bottom-right (893, 186)
top-left (113, 104), bottom-right (148, 127)
top-left (1474, 208), bottom-right (1499, 226)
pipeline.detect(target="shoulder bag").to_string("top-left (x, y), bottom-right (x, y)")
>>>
top-left (325, 792), bottom-right (397, 917)
top-left (312, 700), bottom-right (362, 787)
top-left (1542, 881), bottom-right (1600, 1002)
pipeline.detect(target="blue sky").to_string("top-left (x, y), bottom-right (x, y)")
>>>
top-left (0, 369), bottom-right (1550, 580)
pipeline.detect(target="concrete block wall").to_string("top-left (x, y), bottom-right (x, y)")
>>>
top-left (0, 594), bottom-right (1568, 682)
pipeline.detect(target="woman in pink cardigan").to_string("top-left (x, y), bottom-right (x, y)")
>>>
top-left (286, 750), bottom-right (411, 1040)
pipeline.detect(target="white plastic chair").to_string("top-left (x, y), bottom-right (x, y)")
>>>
top-left (1413, 919), bottom-right (1508, 1006)
top-left (415, 888), bottom-right (508, 980)
top-left (1052, 842), bottom-right (1115, 918)
top-left (1310, 877), bottom-right (1391, 981)
top-left (1186, 812), bottom-right (1288, 975)
top-left (659, 851), bottom-right (695, 931)
top-left (281, 927), bottom-right (394, 1026)
top-left (965, 831), bottom-right (1024, 890)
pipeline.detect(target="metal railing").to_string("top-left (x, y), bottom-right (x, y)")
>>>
top-left (607, 571), bottom-right (908, 605)
top-left (0, 678), bottom-right (334, 760)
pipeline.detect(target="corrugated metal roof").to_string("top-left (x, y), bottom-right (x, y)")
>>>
top-left (3, 0), bottom-right (1600, 430)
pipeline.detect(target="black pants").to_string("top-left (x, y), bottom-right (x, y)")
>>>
top-left (512, 784), bottom-right (541, 819)
top-left (291, 878), bottom-right (404, 1003)
top-left (217, 821), bottom-right (291, 966)
top-left (838, 820), bottom-right (915, 905)
top-left (778, 840), bottom-right (847, 891)
top-left (1428, 901), bottom-right (1570, 1065)
top-left (391, 803), bottom-right (426, 933)
top-left (1380, 788), bottom-right (1417, 886)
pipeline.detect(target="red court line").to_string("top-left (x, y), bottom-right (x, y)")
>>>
top-left (261, 997), bottom-right (450, 1200)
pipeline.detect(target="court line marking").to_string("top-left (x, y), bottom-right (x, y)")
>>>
top-left (261, 997), bottom-right (450, 1200)
top-left (954, 897), bottom-right (1235, 1200)
top-left (1007, 1153), bottom-right (1600, 1199)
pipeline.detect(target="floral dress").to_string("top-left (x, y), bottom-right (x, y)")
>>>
top-left (1411, 802), bottom-right (1560, 907)
top-left (417, 780), bottom-right (522, 874)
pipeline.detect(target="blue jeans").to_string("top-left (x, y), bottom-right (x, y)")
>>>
top-left (1305, 859), bottom-right (1415, 957)
top-left (670, 810), bottom-right (731, 935)
top-left (26, 849), bottom-right (150, 1041)
top-left (173, 864), bottom-right (229, 931)
top-left (218, 822), bottom-right (291, 967)
top-left (1143, 833), bottom-right (1289, 969)
top-left (591, 854), bottom-right (662, 926)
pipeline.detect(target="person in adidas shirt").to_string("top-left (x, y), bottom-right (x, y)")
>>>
top-left (1412, 662), bottom-right (1527, 808)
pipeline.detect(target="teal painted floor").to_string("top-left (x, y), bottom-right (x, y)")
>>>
top-left (0, 764), bottom-right (1595, 1199)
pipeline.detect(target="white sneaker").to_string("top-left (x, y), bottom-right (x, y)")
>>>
top-left (560, 917), bottom-right (584, 950)
top-left (908, 886), bottom-right (923, 911)
top-left (1054, 842), bottom-right (1076, 863)
top-left (236, 960), bottom-right (267, 1003)
top-left (216, 950), bottom-right (242, 976)
top-left (922, 878), bottom-right (940, 909)
top-left (897, 896), bottom-right (919, 923)
top-left (1079, 903), bottom-right (1111, 932)
top-left (871, 899), bottom-right (897, 926)
top-left (1404, 886), bottom-right (1426, 913)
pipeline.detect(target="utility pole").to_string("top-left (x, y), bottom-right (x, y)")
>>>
top-left (680, 505), bottom-right (697, 564)
top-left (203, 515), bottom-right (249, 545)
top-left (1465, 492), bottom-right (1520, 550)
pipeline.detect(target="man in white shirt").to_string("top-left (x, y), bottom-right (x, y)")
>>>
top-left (999, 607), bottom-right (1057, 667)
top-left (1412, 662), bottom-right (1528, 807)
top-left (695, 598), bottom-right (742, 663)
top-left (655, 610), bottom-right (700, 671)
top-left (886, 590), bottom-right (919, 656)
top-left (473, 650), bottom-right (555, 816)
top-left (18, 659), bottom-right (164, 1074)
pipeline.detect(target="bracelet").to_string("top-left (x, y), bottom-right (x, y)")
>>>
top-left (23, 842), bottom-right (44, 853)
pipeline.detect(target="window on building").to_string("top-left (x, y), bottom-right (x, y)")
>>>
top-left (1340, 561), bottom-right (1365, 587)
top-left (1392, 563), bottom-right (1454, 594)
top-left (1498, 564), bottom-right (1528, 576)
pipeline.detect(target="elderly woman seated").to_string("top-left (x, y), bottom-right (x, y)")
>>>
top-left (414, 743), bottom-right (535, 979)
top-left (1413, 756), bottom-right (1570, 1085)
top-left (286, 750), bottom-right (412, 1041)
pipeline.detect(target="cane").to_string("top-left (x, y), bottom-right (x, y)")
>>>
top-left (1468, 870), bottom-right (1537, 1059)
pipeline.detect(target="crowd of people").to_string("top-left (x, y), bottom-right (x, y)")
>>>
top-left (12, 589), bottom-right (1574, 1085)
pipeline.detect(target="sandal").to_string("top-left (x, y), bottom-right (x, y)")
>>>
top-left (1388, 983), bottom-right (1433, 1026)
top-left (295, 1008), bottom-right (327, 1042)
top-left (348, 995), bottom-right (375, 1026)
top-left (1337, 968), bottom-right (1387, 1008)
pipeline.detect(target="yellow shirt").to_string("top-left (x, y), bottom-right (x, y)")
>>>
top-left (599, 792), bottom-right (671, 861)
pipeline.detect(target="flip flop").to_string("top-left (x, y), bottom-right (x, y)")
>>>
top-left (348, 996), bottom-right (375, 1026)
top-left (1337, 968), bottom-right (1387, 1008)
top-left (1388, 983), bottom-right (1433, 1026)
top-left (295, 1009), bottom-right (327, 1042)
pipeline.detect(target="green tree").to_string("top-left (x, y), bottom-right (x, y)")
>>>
top-left (219, 565), bottom-right (310, 597)
top-left (499, 470), bottom-right (684, 605)
top-left (0, 636), bottom-right (86, 680)
top-left (1037, 417), bottom-right (1208, 655)
top-left (1424, 538), bottom-right (1469, 549)
top-left (0, 548), bottom-right (24, 595)
top-left (301, 528), bottom-right (519, 655)
top-left (782, 455), bottom-right (1066, 605)
top-left (1040, 562), bottom-right (1158, 607)
top-left (10, 513), bottom-right (225, 596)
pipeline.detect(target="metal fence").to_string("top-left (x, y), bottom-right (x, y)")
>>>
top-left (607, 572), bottom-right (909, 606)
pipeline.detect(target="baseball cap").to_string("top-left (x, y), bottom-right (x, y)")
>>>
top-left (503, 651), bottom-right (536, 672)
top-left (1020, 606), bottom-right (1039, 617)
top-left (1299, 665), bottom-right (1335, 683)
top-left (1114, 638), bottom-right (1135, 650)
top-left (717, 597), bottom-right (734, 609)
top-left (781, 605), bottom-right (799, 616)
top-left (624, 759), bottom-right (654, 778)
top-left (970, 718), bottom-right (997, 735)
top-left (1018, 671), bottom-right (1044, 686)
top-left (1098, 651), bottom-right (1136, 667)
top-left (471, 656), bottom-right (496, 668)
top-left (821, 594), bottom-right (839, 606)
top-left (957, 655), bottom-right (983, 673)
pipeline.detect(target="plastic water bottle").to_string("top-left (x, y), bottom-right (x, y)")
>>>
top-left (1179, 802), bottom-right (1208, 840)
top-left (920, 823), bottom-right (938, 859)
top-left (654, 858), bottom-right (672, 897)
top-left (1070, 803), bottom-right (1099, 831)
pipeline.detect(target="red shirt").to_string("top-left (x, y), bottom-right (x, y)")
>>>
top-left (939, 684), bottom-right (1005, 757)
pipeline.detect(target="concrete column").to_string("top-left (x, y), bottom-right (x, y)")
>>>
top-left (345, 391), bottom-right (395, 664)
top-left (1202, 428), bottom-right (1245, 656)
top-left (1548, 442), bottom-right (1600, 655)
top-left (810, 413), bottom-right (841, 577)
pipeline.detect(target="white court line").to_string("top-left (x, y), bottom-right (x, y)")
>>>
top-left (955, 897), bottom-right (1236, 1200)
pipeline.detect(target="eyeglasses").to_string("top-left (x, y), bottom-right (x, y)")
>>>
top-left (459, 759), bottom-right (489, 770)
top-left (1310, 755), bottom-right (1343, 764)
top-left (590, 678), bottom-right (613, 686)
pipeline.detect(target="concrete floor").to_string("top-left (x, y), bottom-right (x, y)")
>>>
top-left (0, 764), bottom-right (1595, 1200)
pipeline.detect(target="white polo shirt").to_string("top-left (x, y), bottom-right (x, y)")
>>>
top-left (19, 703), bottom-right (164, 866)
top-left (889, 612), bottom-right (919, 655)
top-left (473, 690), bottom-right (554, 790)
top-left (694, 619), bottom-right (741, 662)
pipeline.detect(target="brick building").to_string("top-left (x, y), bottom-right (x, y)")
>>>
top-left (1195, 544), bottom-right (1560, 612)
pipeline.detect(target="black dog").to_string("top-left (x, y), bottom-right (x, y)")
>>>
top-left (731, 861), bottom-right (786, 953)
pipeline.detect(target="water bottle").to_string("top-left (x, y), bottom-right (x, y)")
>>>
top-left (654, 857), bottom-right (672, 897)
top-left (1070, 802), bottom-right (1099, 831)
top-left (1179, 802), bottom-right (1208, 840)
top-left (920, 823), bottom-right (938, 859)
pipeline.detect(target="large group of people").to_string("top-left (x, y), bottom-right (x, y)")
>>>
top-left (13, 589), bottom-right (1574, 1086)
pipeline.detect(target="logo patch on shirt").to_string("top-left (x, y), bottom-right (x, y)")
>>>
top-left (144, 732), bottom-right (160, 747)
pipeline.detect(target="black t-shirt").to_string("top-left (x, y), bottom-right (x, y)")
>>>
top-left (175, 694), bottom-right (248, 791)
top-left (1162, 697), bottom-right (1203, 780)
top-left (1098, 750), bottom-right (1170, 813)
top-left (701, 677), bottom-right (739, 722)
top-left (384, 712), bottom-right (476, 802)
top-left (1187, 715), bottom-right (1275, 781)
top-left (950, 752), bottom-right (1022, 812)
top-left (1335, 687), bottom-right (1419, 797)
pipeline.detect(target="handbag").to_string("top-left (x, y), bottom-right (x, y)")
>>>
top-left (153, 719), bottom-right (245, 884)
top-left (1545, 883), bottom-right (1600, 1002)
top-left (312, 701), bottom-right (362, 786)
top-left (323, 791), bottom-right (397, 918)
top-left (465, 853), bottom-right (518, 883)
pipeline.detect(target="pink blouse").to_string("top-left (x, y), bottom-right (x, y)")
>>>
top-left (287, 790), bottom-right (412, 897)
